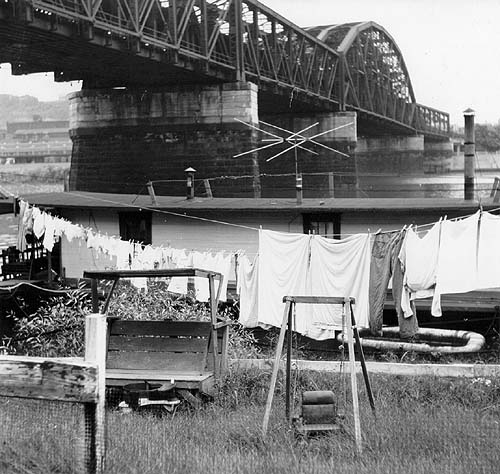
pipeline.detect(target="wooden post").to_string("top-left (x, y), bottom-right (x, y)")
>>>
top-left (285, 300), bottom-right (293, 422)
top-left (350, 302), bottom-right (376, 415)
top-left (84, 314), bottom-right (107, 474)
top-left (262, 300), bottom-right (291, 436)
top-left (208, 274), bottom-right (220, 376)
top-left (345, 298), bottom-right (362, 454)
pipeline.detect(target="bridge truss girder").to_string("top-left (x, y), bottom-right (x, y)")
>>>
top-left (0, 0), bottom-right (449, 138)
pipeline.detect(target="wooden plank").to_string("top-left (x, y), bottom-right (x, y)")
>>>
top-left (262, 300), bottom-right (291, 436)
top-left (109, 320), bottom-right (211, 337)
top-left (83, 268), bottom-right (222, 280)
top-left (0, 356), bottom-right (97, 403)
top-left (346, 301), bottom-right (363, 454)
top-left (106, 369), bottom-right (213, 381)
top-left (106, 351), bottom-right (206, 372)
top-left (108, 335), bottom-right (208, 353)
top-left (283, 296), bottom-right (354, 305)
top-left (208, 274), bottom-right (220, 377)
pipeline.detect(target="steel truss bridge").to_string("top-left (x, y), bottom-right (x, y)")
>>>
top-left (0, 0), bottom-right (449, 139)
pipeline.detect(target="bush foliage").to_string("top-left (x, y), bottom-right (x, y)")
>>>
top-left (3, 280), bottom-right (259, 359)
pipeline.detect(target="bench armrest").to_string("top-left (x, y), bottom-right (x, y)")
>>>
top-left (213, 319), bottom-right (232, 330)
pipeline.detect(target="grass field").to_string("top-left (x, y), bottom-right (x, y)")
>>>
top-left (1, 369), bottom-right (499, 474)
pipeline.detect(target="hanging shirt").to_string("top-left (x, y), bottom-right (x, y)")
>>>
top-left (32, 207), bottom-right (46, 239)
top-left (167, 249), bottom-right (191, 294)
top-left (400, 221), bottom-right (441, 318)
top-left (17, 200), bottom-right (28, 251)
top-left (296, 233), bottom-right (372, 340)
top-left (42, 214), bottom-right (57, 252)
top-left (237, 254), bottom-right (259, 328)
top-left (432, 212), bottom-right (480, 316)
top-left (257, 230), bottom-right (310, 329)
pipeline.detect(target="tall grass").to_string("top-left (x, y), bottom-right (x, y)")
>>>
top-left (1, 369), bottom-right (499, 474)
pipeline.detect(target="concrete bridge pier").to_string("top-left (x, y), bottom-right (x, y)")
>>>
top-left (68, 82), bottom-right (263, 198)
top-left (354, 135), bottom-right (454, 198)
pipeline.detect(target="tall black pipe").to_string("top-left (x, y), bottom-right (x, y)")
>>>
top-left (463, 108), bottom-right (475, 200)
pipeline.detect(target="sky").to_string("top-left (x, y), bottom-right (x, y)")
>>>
top-left (0, 0), bottom-right (498, 126)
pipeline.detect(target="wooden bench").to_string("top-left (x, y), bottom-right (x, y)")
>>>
top-left (105, 319), bottom-right (228, 397)
top-left (83, 268), bottom-right (230, 403)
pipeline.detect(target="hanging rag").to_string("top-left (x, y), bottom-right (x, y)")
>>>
top-left (237, 254), bottom-right (259, 328)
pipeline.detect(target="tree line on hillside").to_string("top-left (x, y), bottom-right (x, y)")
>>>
top-left (0, 94), bottom-right (69, 129)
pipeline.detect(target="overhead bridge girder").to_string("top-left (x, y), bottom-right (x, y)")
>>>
top-left (0, 1), bottom-right (449, 138)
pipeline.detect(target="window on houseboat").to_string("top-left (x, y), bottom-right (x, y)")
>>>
top-left (118, 211), bottom-right (152, 245)
top-left (303, 213), bottom-right (341, 239)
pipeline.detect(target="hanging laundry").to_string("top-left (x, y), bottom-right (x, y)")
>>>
top-left (400, 221), bottom-right (441, 319)
top-left (32, 207), bottom-right (46, 239)
top-left (17, 200), bottom-right (29, 251)
top-left (167, 249), bottom-right (192, 294)
top-left (257, 230), bottom-right (311, 329)
top-left (296, 233), bottom-right (371, 340)
top-left (399, 221), bottom-right (440, 338)
top-left (42, 214), bottom-right (57, 252)
top-left (476, 212), bottom-right (500, 290)
top-left (431, 212), bottom-right (480, 316)
top-left (129, 244), bottom-right (148, 291)
top-left (192, 251), bottom-right (210, 302)
top-left (368, 230), bottom-right (415, 337)
top-left (214, 252), bottom-right (232, 302)
top-left (62, 221), bottom-right (85, 242)
top-left (115, 240), bottom-right (133, 270)
top-left (237, 254), bottom-right (259, 328)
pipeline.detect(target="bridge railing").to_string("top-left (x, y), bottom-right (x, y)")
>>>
top-left (414, 104), bottom-right (450, 136)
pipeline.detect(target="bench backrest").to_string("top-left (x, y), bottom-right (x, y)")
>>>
top-left (107, 320), bottom-right (224, 374)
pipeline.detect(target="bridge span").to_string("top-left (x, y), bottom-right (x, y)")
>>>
top-left (0, 0), bottom-right (449, 139)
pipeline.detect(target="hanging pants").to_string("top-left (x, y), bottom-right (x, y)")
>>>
top-left (369, 231), bottom-right (419, 339)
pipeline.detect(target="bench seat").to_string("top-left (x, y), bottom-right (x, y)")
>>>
top-left (105, 319), bottom-right (227, 397)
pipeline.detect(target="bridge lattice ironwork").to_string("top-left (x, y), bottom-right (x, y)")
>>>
top-left (0, 0), bottom-right (449, 138)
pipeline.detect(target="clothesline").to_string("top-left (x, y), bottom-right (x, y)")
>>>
top-left (70, 192), bottom-right (261, 231)
top-left (16, 191), bottom-right (500, 247)
top-left (16, 199), bottom-right (236, 301)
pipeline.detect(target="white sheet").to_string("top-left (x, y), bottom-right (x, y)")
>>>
top-left (296, 233), bottom-right (371, 339)
top-left (432, 212), bottom-right (480, 316)
top-left (477, 212), bottom-right (500, 290)
top-left (257, 230), bottom-right (310, 328)
top-left (237, 254), bottom-right (259, 328)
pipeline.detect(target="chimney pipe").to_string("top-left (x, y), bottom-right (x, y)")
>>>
top-left (296, 173), bottom-right (303, 205)
top-left (463, 108), bottom-right (475, 200)
top-left (185, 167), bottom-right (196, 200)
